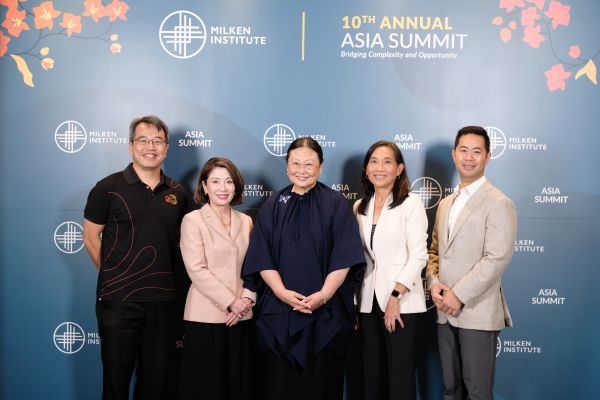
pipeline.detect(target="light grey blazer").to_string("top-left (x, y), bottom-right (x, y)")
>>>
top-left (427, 180), bottom-right (517, 331)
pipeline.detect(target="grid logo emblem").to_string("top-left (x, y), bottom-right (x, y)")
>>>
top-left (496, 336), bottom-right (502, 357)
top-left (53, 322), bottom-right (85, 354)
top-left (486, 126), bottom-right (507, 159)
top-left (411, 177), bottom-right (443, 209)
top-left (54, 221), bottom-right (84, 254)
top-left (264, 123), bottom-right (296, 157)
top-left (159, 10), bottom-right (207, 59)
top-left (55, 120), bottom-right (87, 153)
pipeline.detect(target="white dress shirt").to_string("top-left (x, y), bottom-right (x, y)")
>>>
top-left (448, 176), bottom-right (487, 235)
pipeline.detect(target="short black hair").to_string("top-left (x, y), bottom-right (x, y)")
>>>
top-left (454, 126), bottom-right (489, 153)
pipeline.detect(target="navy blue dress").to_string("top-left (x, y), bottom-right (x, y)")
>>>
top-left (243, 182), bottom-right (365, 368)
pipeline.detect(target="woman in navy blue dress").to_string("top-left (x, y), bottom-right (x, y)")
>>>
top-left (243, 137), bottom-right (365, 400)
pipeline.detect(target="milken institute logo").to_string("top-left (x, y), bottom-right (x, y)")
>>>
top-left (159, 10), bottom-right (207, 59)
top-left (53, 322), bottom-right (86, 354)
top-left (54, 221), bottom-right (84, 254)
top-left (264, 123), bottom-right (296, 157)
top-left (55, 120), bottom-right (87, 153)
top-left (411, 177), bottom-right (443, 209)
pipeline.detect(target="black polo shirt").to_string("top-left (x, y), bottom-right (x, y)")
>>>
top-left (84, 163), bottom-right (187, 302)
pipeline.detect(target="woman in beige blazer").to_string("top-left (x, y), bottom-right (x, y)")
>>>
top-left (178, 158), bottom-right (255, 400)
top-left (354, 141), bottom-right (428, 400)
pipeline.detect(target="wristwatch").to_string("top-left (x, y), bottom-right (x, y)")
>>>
top-left (391, 289), bottom-right (403, 299)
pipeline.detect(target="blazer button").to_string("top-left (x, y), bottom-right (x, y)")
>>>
top-left (443, 255), bottom-right (449, 259)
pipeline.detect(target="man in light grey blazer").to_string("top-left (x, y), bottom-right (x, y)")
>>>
top-left (427, 126), bottom-right (517, 400)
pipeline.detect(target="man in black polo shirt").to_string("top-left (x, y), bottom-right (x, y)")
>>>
top-left (83, 115), bottom-right (187, 400)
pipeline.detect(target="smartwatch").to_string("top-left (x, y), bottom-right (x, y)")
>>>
top-left (391, 289), bottom-right (403, 299)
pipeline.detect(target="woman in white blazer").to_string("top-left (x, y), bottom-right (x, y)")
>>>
top-left (354, 141), bottom-right (428, 400)
top-left (178, 158), bottom-right (255, 400)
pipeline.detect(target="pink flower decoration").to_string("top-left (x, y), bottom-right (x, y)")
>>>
top-left (526, 0), bottom-right (545, 9)
top-left (545, 1), bottom-right (570, 29)
top-left (500, 27), bottom-right (512, 43)
top-left (521, 6), bottom-right (540, 27)
top-left (59, 12), bottom-right (82, 37)
top-left (2, 7), bottom-right (30, 37)
top-left (105, 0), bottom-right (129, 22)
top-left (0, 0), bottom-right (18, 10)
top-left (509, 21), bottom-right (517, 30)
top-left (568, 45), bottom-right (580, 59)
top-left (0, 31), bottom-right (10, 57)
top-left (83, 0), bottom-right (106, 23)
top-left (544, 64), bottom-right (571, 91)
top-left (499, 0), bottom-right (526, 12)
top-left (523, 24), bottom-right (545, 48)
top-left (492, 16), bottom-right (503, 26)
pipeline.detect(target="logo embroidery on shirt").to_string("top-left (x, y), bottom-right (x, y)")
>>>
top-left (279, 195), bottom-right (291, 204)
top-left (164, 194), bottom-right (178, 205)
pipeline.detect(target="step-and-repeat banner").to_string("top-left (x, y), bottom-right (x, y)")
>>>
top-left (1, 1), bottom-right (598, 399)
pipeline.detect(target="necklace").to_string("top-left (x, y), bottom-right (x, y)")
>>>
top-left (209, 205), bottom-right (231, 230)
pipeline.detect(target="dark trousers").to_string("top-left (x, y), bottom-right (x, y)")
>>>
top-left (257, 345), bottom-right (345, 400)
top-left (178, 320), bottom-right (254, 400)
top-left (437, 322), bottom-right (499, 400)
top-left (359, 300), bottom-right (418, 400)
top-left (96, 299), bottom-right (177, 400)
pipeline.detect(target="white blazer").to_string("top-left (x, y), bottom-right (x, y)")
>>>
top-left (354, 193), bottom-right (429, 314)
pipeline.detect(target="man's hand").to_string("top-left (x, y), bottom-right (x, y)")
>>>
top-left (430, 282), bottom-right (449, 309)
top-left (441, 288), bottom-right (463, 317)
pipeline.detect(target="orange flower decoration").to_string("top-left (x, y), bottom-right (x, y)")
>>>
top-left (105, 0), bottom-right (129, 22)
top-left (0, 0), bottom-right (19, 9)
top-left (33, 1), bottom-right (62, 30)
top-left (83, 0), bottom-right (106, 23)
top-left (60, 12), bottom-right (82, 37)
top-left (0, 31), bottom-right (10, 57)
top-left (2, 7), bottom-right (30, 37)
top-left (110, 43), bottom-right (122, 53)
top-left (41, 57), bottom-right (54, 70)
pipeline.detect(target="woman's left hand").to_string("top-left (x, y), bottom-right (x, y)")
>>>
top-left (301, 291), bottom-right (328, 312)
top-left (225, 311), bottom-right (241, 327)
top-left (384, 297), bottom-right (404, 333)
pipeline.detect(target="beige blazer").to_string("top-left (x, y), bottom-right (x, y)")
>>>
top-left (427, 181), bottom-right (517, 331)
top-left (354, 193), bottom-right (429, 314)
top-left (180, 204), bottom-right (255, 323)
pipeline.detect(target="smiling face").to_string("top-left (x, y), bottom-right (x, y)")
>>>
top-left (366, 145), bottom-right (404, 192)
top-left (452, 133), bottom-right (491, 186)
top-left (286, 146), bottom-right (322, 194)
top-left (129, 122), bottom-right (168, 173)
top-left (201, 167), bottom-right (235, 207)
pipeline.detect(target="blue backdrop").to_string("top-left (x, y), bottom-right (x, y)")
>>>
top-left (1, 1), bottom-right (599, 398)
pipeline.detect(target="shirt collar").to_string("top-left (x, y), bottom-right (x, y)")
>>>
top-left (454, 175), bottom-right (486, 197)
top-left (123, 163), bottom-right (165, 187)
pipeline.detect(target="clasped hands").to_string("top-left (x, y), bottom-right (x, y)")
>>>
top-left (275, 288), bottom-right (328, 314)
top-left (225, 297), bottom-right (254, 327)
top-left (430, 283), bottom-right (463, 317)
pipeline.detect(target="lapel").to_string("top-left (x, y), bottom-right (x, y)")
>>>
top-left (229, 210), bottom-right (242, 241)
top-left (439, 190), bottom-right (458, 249)
top-left (362, 193), bottom-right (393, 261)
top-left (201, 204), bottom-right (235, 244)
top-left (361, 197), bottom-right (376, 261)
top-left (446, 181), bottom-right (491, 249)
